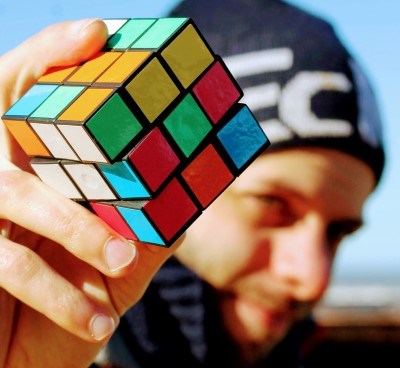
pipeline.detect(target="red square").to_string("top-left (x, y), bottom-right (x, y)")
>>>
top-left (193, 61), bottom-right (241, 124)
top-left (182, 144), bottom-right (234, 208)
top-left (128, 127), bottom-right (180, 192)
top-left (144, 178), bottom-right (199, 241)
top-left (90, 202), bottom-right (138, 240)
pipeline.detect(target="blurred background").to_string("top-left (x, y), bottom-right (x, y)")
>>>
top-left (0, 0), bottom-right (399, 364)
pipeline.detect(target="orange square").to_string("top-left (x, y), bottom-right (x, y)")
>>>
top-left (38, 66), bottom-right (78, 83)
top-left (66, 52), bottom-right (122, 84)
top-left (95, 51), bottom-right (152, 85)
top-left (58, 88), bottom-right (114, 122)
top-left (3, 119), bottom-right (51, 157)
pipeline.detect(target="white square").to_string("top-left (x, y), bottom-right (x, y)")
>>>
top-left (31, 160), bottom-right (83, 200)
top-left (30, 123), bottom-right (79, 161)
top-left (103, 19), bottom-right (129, 37)
top-left (63, 163), bottom-right (117, 200)
top-left (58, 124), bottom-right (108, 163)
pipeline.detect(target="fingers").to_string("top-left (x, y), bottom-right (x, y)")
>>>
top-left (0, 235), bottom-right (117, 342)
top-left (0, 169), bottom-right (182, 339)
top-left (0, 18), bottom-right (108, 167)
top-left (0, 170), bottom-right (137, 277)
top-left (0, 18), bottom-right (108, 111)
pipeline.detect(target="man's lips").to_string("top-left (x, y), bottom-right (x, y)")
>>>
top-left (220, 291), bottom-right (292, 332)
top-left (222, 289), bottom-right (293, 313)
top-left (232, 294), bottom-right (290, 329)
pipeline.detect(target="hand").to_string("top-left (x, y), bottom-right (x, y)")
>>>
top-left (0, 19), bottom-right (181, 367)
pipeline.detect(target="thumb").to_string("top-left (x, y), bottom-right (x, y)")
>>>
top-left (0, 18), bottom-right (108, 111)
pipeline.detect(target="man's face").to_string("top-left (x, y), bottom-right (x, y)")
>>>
top-left (176, 147), bottom-right (374, 360)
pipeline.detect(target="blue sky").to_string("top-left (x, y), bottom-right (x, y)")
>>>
top-left (0, 0), bottom-right (398, 285)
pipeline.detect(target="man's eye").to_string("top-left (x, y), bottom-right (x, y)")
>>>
top-left (251, 195), bottom-right (296, 227)
top-left (256, 195), bottom-right (287, 211)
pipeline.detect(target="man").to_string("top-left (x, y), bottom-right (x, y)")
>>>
top-left (0, 1), bottom-right (384, 368)
top-left (103, 0), bottom-right (385, 366)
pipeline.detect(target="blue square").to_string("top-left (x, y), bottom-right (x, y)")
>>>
top-left (217, 106), bottom-right (269, 169)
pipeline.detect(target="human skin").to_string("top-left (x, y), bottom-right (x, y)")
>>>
top-left (0, 18), bottom-right (376, 368)
top-left (0, 20), bottom-right (181, 367)
top-left (176, 148), bottom-right (375, 363)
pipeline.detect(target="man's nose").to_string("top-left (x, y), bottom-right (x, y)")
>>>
top-left (270, 216), bottom-right (333, 303)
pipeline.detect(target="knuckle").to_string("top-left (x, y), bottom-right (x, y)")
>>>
top-left (0, 171), bottom-right (23, 197)
top-left (59, 207), bottom-right (108, 249)
top-left (0, 171), bottom-right (37, 202)
top-left (0, 241), bottom-right (39, 282)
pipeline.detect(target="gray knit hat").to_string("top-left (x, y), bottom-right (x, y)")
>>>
top-left (169, 0), bottom-right (385, 183)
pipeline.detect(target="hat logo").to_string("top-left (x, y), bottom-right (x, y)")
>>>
top-left (225, 48), bottom-right (355, 143)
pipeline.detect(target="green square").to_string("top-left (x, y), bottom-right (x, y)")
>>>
top-left (131, 18), bottom-right (188, 49)
top-left (30, 86), bottom-right (85, 119)
top-left (86, 94), bottom-right (143, 160)
top-left (107, 18), bottom-right (157, 49)
top-left (164, 94), bottom-right (212, 157)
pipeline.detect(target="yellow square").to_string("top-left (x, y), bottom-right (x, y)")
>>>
top-left (125, 58), bottom-right (179, 123)
top-left (161, 24), bottom-right (214, 89)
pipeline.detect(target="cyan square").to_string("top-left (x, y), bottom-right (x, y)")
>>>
top-left (5, 84), bottom-right (58, 117)
top-left (98, 161), bottom-right (150, 199)
top-left (117, 206), bottom-right (165, 245)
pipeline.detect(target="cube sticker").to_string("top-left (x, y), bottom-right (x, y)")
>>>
top-left (2, 17), bottom-right (270, 247)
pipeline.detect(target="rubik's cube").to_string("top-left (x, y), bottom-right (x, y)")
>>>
top-left (2, 18), bottom-right (270, 246)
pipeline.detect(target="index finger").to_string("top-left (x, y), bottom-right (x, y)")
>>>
top-left (0, 170), bottom-right (138, 277)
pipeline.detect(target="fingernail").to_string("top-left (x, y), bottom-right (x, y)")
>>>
top-left (0, 220), bottom-right (12, 238)
top-left (71, 18), bottom-right (95, 34)
top-left (71, 18), bottom-right (104, 38)
top-left (90, 314), bottom-right (115, 341)
top-left (105, 237), bottom-right (137, 272)
top-left (80, 18), bottom-right (107, 39)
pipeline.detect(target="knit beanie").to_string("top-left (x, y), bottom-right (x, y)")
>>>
top-left (169, 0), bottom-right (385, 183)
